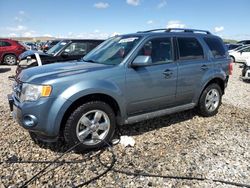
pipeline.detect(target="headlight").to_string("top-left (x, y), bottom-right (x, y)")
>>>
top-left (20, 83), bottom-right (52, 102)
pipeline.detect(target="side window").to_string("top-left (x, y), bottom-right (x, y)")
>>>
top-left (0, 41), bottom-right (11, 47)
top-left (242, 47), bottom-right (250, 53)
top-left (204, 37), bottom-right (226, 58)
top-left (64, 42), bottom-right (87, 56)
top-left (137, 38), bottom-right (173, 64)
top-left (177, 37), bottom-right (204, 60)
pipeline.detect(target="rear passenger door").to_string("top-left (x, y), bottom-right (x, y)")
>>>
top-left (175, 37), bottom-right (210, 105)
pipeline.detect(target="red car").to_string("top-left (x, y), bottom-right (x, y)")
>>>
top-left (0, 39), bottom-right (27, 65)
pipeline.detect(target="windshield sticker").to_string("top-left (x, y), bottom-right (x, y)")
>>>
top-left (118, 37), bottom-right (138, 43)
top-left (60, 42), bottom-right (67, 45)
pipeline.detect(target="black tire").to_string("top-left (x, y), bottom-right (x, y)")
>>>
top-left (230, 56), bottom-right (235, 63)
top-left (4, 54), bottom-right (17, 65)
top-left (197, 83), bottom-right (222, 117)
top-left (64, 101), bottom-right (116, 152)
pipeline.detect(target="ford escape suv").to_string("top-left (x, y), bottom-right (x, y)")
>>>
top-left (8, 28), bottom-right (232, 151)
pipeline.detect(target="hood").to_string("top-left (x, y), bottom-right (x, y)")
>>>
top-left (17, 61), bottom-right (113, 83)
top-left (19, 50), bottom-right (50, 60)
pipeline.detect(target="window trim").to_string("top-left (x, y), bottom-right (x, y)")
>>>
top-left (176, 36), bottom-right (205, 62)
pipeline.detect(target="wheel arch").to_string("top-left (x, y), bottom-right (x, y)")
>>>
top-left (59, 93), bottom-right (122, 135)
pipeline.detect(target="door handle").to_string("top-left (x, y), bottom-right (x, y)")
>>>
top-left (163, 69), bottom-right (173, 78)
top-left (201, 65), bottom-right (208, 70)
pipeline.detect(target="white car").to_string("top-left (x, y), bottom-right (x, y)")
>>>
top-left (229, 46), bottom-right (250, 63)
top-left (241, 58), bottom-right (250, 81)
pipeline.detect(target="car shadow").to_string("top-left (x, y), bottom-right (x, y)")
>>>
top-left (0, 68), bottom-right (11, 73)
top-left (39, 109), bottom-right (197, 153)
top-left (119, 109), bottom-right (197, 137)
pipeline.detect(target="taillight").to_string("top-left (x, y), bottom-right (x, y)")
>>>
top-left (229, 60), bottom-right (233, 75)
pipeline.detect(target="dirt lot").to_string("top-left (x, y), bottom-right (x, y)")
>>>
top-left (0, 64), bottom-right (249, 188)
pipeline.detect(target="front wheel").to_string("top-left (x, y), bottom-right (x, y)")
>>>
top-left (197, 83), bottom-right (222, 117)
top-left (64, 101), bottom-right (116, 152)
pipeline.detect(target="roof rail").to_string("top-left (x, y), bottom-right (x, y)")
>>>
top-left (137, 28), bottom-right (211, 34)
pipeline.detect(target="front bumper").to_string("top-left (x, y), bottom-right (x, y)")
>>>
top-left (7, 93), bottom-right (66, 140)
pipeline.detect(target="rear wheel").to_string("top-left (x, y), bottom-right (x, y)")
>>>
top-left (4, 54), bottom-right (17, 65)
top-left (197, 83), bottom-right (222, 117)
top-left (64, 101), bottom-right (116, 152)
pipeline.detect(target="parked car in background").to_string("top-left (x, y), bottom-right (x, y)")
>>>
top-left (16, 39), bottom-right (104, 75)
top-left (8, 28), bottom-right (232, 151)
top-left (225, 43), bottom-right (242, 51)
top-left (241, 58), bottom-right (250, 81)
top-left (237, 40), bottom-right (250, 45)
top-left (0, 39), bottom-right (27, 65)
top-left (229, 45), bottom-right (250, 63)
top-left (24, 42), bottom-right (38, 51)
top-left (228, 45), bottom-right (250, 53)
top-left (41, 40), bottom-right (60, 52)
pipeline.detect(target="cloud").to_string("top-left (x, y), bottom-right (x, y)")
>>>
top-left (214, 26), bottom-right (224, 33)
top-left (166, 20), bottom-right (186, 28)
top-left (43, 34), bottom-right (53, 37)
top-left (14, 16), bottom-right (23, 22)
top-left (8, 33), bottom-right (17, 37)
top-left (147, 20), bottom-right (154, 25)
top-left (126, 0), bottom-right (140, 6)
top-left (19, 10), bottom-right (25, 15)
top-left (157, 0), bottom-right (167, 8)
top-left (94, 2), bottom-right (110, 9)
top-left (7, 25), bottom-right (27, 32)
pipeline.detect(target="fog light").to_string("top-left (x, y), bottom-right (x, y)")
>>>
top-left (23, 115), bottom-right (37, 127)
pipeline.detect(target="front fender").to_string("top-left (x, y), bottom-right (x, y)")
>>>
top-left (50, 80), bottom-right (125, 136)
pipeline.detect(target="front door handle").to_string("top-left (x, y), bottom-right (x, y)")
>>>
top-left (163, 69), bottom-right (173, 78)
top-left (201, 65), bottom-right (208, 70)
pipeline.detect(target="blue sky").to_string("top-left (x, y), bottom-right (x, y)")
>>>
top-left (0, 0), bottom-right (249, 40)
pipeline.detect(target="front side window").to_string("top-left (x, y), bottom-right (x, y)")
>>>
top-left (204, 37), bottom-right (226, 58)
top-left (83, 36), bottom-right (141, 65)
top-left (241, 47), bottom-right (250, 53)
top-left (136, 38), bottom-right (173, 64)
top-left (46, 41), bottom-right (68, 55)
top-left (64, 42), bottom-right (87, 56)
top-left (177, 37), bottom-right (204, 60)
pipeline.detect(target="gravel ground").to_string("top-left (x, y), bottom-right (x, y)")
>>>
top-left (0, 64), bottom-right (249, 188)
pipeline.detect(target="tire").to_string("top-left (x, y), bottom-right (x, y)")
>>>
top-left (197, 83), bottom-right (222, 117)
top-left (230, 56), bottom-right (235, 63)
top-left (4, 54), bottom-right (17, 65)
top-left (64, 101), bottom-right (116, 152)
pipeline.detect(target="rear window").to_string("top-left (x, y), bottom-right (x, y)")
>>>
top-left (204, 37), bottom-right (226, 58)
top-left (177, 37), bottom-right (204, 60)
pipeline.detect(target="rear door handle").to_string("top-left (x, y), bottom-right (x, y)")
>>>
top-left (201, 65), bottom-right (208, 70)
top-left (163, 69), bottom-right (173, 78)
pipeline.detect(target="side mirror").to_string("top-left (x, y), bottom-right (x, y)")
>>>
top-left (131, 55), bottom-right (152, 67)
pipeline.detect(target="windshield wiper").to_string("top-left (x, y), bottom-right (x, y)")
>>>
top-left (83, 59), bottom-right (99, 64)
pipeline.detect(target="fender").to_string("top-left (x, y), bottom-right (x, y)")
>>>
top-left (46, 80), bottom-right (126, 136)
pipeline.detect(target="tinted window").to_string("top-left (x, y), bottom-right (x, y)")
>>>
top-left (241, 47), bottom-right (250, 52)
top-left (0, 41), bottom-right (11, 47)
top-left (204, 37), bottom-right (226, 58)
top-left (137, 38), bottom-right (173, 64)
top-left (177, 37), bottom-right (204, 60)
top-left (64, 42), bottom-right (87, 56)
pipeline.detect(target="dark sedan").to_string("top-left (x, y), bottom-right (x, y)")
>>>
top-left (16, 39), bottom-right (104, 75)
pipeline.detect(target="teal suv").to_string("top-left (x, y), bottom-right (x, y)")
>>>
top-left (8, 28), bottom-right (232, 151)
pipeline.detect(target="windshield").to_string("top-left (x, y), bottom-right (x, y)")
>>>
top-left (83, 36), bottom-right (141, 65)
top-left (46, 41), bottom-right (68, 55)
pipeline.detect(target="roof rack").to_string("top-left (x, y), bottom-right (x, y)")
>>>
top-left (137, 28), bottom-right (211, 34)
